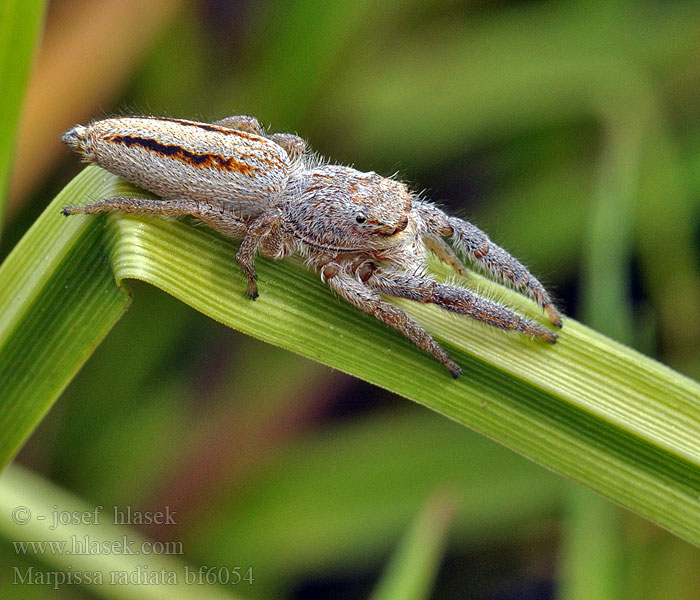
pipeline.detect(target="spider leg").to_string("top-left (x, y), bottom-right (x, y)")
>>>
top-left (415, 202), bottom-right (562, 327)
top-left (62, 197), bottom-right (249, 238)
top-left (268, 133), bottom-right (306, 162)
top-left (212, 116), bottom-right (305, 161)
top-left (423, 235), bottom-right (469, 278)
top-left (235, 212), bottom-right (284, 299)
top-left (212, 115), bottom-right (264, 134)
top-left (62, 197), bottom-right (289, 302)
top-left (326, 269), bottom-right (462, 377)
top-left (368, 270), bottom-right (557, 343)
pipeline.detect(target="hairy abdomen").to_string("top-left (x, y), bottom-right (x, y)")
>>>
top-left (80, 117), bottom-right (290, 218)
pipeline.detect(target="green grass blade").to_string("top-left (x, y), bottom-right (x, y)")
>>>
top-left (370, 491), bottom-right (458, 600)
top-left (560, 487), bottom-right (624, 600)
top-left (0, 0), bottom-right (46, 226)
top-left (2, 165), bottom-right (700, 548)
top-left (0, 167), bottom-right (133, 466)
top-left (559, 121), bottom-right (637, 600)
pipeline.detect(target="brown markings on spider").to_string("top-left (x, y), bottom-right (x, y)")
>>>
top-left (61, 114), bottom-right (562, 377)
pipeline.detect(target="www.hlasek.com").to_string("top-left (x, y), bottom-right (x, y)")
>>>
top-left (12, 565), bottom-right (254, 589)
top-left (13, 535), bottom-right (183, 556)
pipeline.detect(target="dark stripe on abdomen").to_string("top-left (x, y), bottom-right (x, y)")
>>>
top-left (107, 134), bottom-right (258, 175)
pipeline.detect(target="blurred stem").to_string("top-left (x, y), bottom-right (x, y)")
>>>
top-left (0, 0), bottom-right (46, 232)
top-left (561, 112), bottom-right (643, 599)
top-left (369, 491), bottom-right (458, 600)
top-left (579, 120), bottom-right (640, 343)
top-left (560, 487), bottom-right (623, 600)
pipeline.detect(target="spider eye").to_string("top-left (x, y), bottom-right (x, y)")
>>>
top-left (355, 212), bottom-right (367, 224)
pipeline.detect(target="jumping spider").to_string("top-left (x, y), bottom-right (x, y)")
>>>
top-left (62, 115), bottom-right (562, 377)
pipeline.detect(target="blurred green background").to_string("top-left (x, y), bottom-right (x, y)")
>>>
top-left (2, 0), bottom-right (700, 598)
